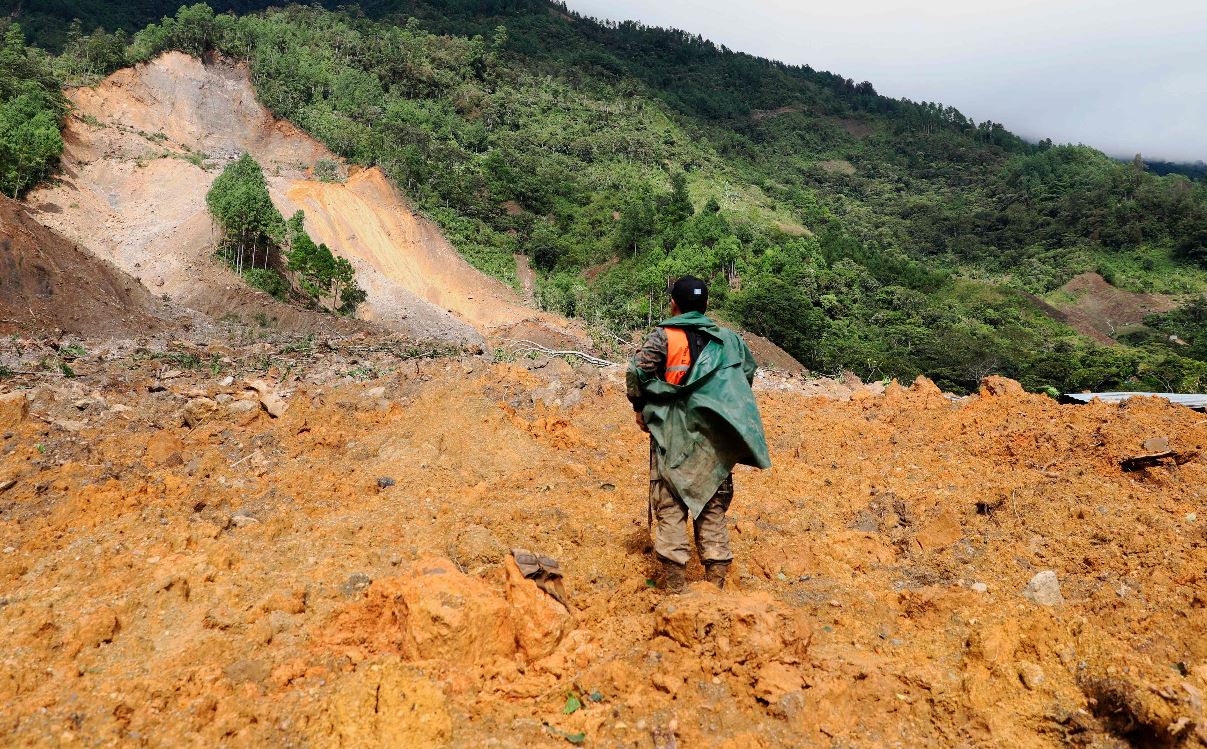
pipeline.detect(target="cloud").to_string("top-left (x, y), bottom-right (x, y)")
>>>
top-left (563, 0), bottom-right (1207, 162)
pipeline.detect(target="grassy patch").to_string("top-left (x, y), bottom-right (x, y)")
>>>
top-left (1092, 245), bottom-right (1207, 295)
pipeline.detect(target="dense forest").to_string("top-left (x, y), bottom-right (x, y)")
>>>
top-left (3, 0), bottom-right (1207, 392)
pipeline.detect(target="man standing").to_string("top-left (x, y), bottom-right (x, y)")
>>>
top-left (627, 276), bottom-right (771, 592)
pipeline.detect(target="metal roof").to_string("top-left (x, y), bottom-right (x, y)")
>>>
top-left (1062, 392), bottom-right (1207, 411)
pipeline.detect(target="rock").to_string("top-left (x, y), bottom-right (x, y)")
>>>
top-left (245, 379), bottom-right (288, 418)
top-left (504, 556), bottom-right (571, 660)
top-left (654, 588), bottom-right (803, 665)
top-left (228, 399), bottom-right (258, 414)
top-left (978, 376), bottom-right (1025, 398)
top-left (342, 573), bottom-right (373, 597)
top-left (203, 606), bottom-right (240, 631)
top-left (546, 357), bottom-right (574, 378)
top-left (970, 582), bottom-right (989, 593)
top-left (754, 661), bottom-right (805, 703)
top-left (183, 396), bottom-right (218, 427)
top-left (230, 513), bottom-right (259, 528)
top-left (364, 386), bottom-right (386, 399)
top-left (770, 691), bottom-right (806, 721)
top-left (1016, 661), bottom-right (1046, 690)
top-left (1022, 570), bottom-right (1064, 606)
top-left (0, 392), bottom-right (29, 428)
top-left (1141, 436), bottom-right (1170, 453)
top-left (561, 388), bottom-right (583, 409)
top-left (451, 524), bottom-right (503, 568)
top-left (218, 376), bottom-right (235, 387)
top-left (376, 476), bottom-right (396, 490)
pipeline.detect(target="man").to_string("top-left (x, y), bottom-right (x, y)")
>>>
top-left (627, 275), bottom-right (771, 592)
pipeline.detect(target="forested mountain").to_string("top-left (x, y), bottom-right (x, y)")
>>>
top-left (3, 0), bottom-right (1207, 392)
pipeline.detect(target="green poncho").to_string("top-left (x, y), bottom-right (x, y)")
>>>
top-left (628, 312), bottom-right (771, 517)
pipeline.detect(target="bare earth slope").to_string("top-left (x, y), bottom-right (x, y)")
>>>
top-left (1044, 272), bottom-right (1178, 345)
top-left (1, 334), bottom-right (1204, 748)
top-left (0, 195), bottom-right (169, 336)
top-left (25, 52), bottom-right (576, 347)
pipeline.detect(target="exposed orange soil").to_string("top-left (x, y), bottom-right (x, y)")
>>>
top-left (1, 334), bottom-right (1204, 748)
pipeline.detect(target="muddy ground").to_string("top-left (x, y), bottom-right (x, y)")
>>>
top-left (1, 332), bottom-right (1205, 748)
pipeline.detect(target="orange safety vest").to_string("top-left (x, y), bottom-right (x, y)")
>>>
top-left (664, 327), bottom-right (692, 385)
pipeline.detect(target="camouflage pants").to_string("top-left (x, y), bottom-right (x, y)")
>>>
top-left (649, 441), bottom-right (734, 566)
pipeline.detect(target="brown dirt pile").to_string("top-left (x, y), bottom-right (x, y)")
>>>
top-left (0, 339), bottom-right (1205, 747)
top-left (0, 196), bottom-right (168, 336)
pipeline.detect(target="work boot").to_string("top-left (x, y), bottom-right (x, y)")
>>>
top-left (704, 561), bottom-right (731, 589)
top-left (660, 559), bottom-right (686, 593)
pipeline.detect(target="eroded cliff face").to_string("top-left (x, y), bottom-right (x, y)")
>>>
top-left (24, 52), bottom-right (575, 347)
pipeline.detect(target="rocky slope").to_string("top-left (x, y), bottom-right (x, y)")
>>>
top-left (0, 195), bottom-right (168, 336)
top-left (0, 330), bottom-right (1203, 748)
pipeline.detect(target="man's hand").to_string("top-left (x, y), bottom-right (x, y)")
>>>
top-left (635, 412), bottom-right (649, 433)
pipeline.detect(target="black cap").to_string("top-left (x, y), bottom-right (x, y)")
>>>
top-left (670, 275), bottom-right (708, 313)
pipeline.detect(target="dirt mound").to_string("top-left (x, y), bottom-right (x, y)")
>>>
top-left (741, 330), bottom-right (807, 374)
top-left (1, 333), bottom-right (1205, 747)
top-left (1046, 271), bottom-right (1178, 344)
top-left (26, 52), bottom-right (579, 347)
top-left (0, 195), bottom-right (168, 335)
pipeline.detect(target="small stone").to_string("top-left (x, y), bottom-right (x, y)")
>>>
top-left (1187, 513), bottom-right (1197, 522)
top-left (364, 386), bottom-right (386, 399)
top-left (228, 400), bottom-right (258, 414)
top-left (231, 513), bottom-right (259, 528)
top-left (376, 476), bottom-right (396, 490)
top-left (341, 573), bottom-right (372, 597)
top-left (218, 376), bottom-right (235, 387)
top-left (1022, 570), bottom-right (1064, 606)
top-left (1016, 661), bottom-right (1046, 690)
top-left (971, 582), bottom-right (988, 593)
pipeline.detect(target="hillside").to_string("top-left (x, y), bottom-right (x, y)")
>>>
top-left (23, 50), bottom-right (580, 348)
top-left (4, 1), bottom-right (1205, 393)
top-left (0, 194), bottom-right (169, 336)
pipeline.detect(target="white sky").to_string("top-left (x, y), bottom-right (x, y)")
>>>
top-left (562, 0), bottom-right (1207, 162)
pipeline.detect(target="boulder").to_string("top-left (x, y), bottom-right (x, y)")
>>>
top-left (0, 391), bottom-right (28, 428)
top-left (183, 396), bottom-right (218, 427)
